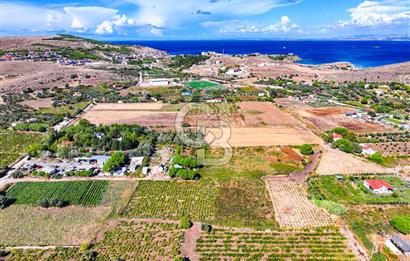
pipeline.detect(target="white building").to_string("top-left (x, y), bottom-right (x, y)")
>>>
top-left (363, 179), bottom-right (393, 194)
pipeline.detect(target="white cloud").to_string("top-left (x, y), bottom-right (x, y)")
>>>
top-left (125, 0), bottom-right (302, 28)
top-left (201, 16), bottom-right (301, 35)
top-left (1, 2), bottom-right (70, 31)
top-left (337, 0), bottom-right (410, 28)
top-left (64, 6), bottom-right (118, 30)
top-left (1, 3), bottom-right (119, 33)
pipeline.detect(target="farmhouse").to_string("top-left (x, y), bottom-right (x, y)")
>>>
top-left (391, 236), bottom-right (410, 256)
top-left (140, 78), bottom-right (172, 87)
top-left (332, 133), bottom-right (343, 141)
top-left (363, 179), bottom-right (393, 194)
top-left (360, 144), bottom-right (377, 156)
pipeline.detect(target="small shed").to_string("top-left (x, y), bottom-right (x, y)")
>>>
top-left (391, 236), bottom-right (410, 256)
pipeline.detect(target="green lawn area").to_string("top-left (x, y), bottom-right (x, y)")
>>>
top-left (0, 131), bottom-right (44, 169)
top-left (308, 175), bottom-right (410, 205)
top-left (185, 80), bottom-right (219, 89)
top-left (6, 181), bottom-right (109, 206)
top-left (385, 117), bottom-right (404, 125)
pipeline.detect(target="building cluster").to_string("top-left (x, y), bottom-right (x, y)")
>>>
top-left (0, 51), bottom-right (61, 62)
top-left (18, 155), bottom-right (146, 177)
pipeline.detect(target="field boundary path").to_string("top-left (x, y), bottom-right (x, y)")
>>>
top-left (340, 224), bottom-right (369, 261)
top-left (181, 223), bottom-right (201, 261)
top-left (264, 150), bottom-right (321, 183)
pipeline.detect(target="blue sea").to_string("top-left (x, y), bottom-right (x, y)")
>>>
top-left (110, 40), bottom-right (410, 68)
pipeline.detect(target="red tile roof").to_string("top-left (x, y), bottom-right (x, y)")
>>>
top-left (366, 179), bottom-right (392, 190)
top-left (332, 133), bottom-right (343, 139)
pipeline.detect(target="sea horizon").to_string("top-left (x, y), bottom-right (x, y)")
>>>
top-left (110, 39), bottom-right (410, 68)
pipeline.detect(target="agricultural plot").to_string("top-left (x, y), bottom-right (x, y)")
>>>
top-left (266, 180), bottom-right (332, 228)
top-left (343, 205), bottom-right (410, 252)
top-left (0, 205), bottom-right (109, 246)
top-left (238, 101), bottom-right (301, 127)
top-left (295, 106), bottom-right (389, 133)
top-left (6, 181), bottom-right (108, 206)
top-left (369, 142), bottom-right (410, 156)
top-left (94, 221), bottom-right (184, 260)
top-left (120, 181), bottom-right (216, 221)
top-left (0, 131), bottom-right (44, 169)
top-left (81, 103), bottom-right (177, 128)
top-left (5, 247), bottom-right (83, 261)
top-left (308, 176), bottom-right (410, 205)
top-left (316, 147), bottom-right (390, 175)
top-left (196, 227), bottom-right (356, 260)
top-left (185, 80), bottom-right (219, 89)
top-left (207, 127), bottom-right (320, 147)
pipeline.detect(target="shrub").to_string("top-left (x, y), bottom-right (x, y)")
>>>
top-left (12, 171), bottom-right (24, 179)
top-left (0, 195), bottom-right (8, 209)
top-left (103, 152), bottom-right (126, 172)
top-left (39, 198), bottom-right (50, 208)
top-left (80, 241), bottom-right (92, 252)
top-left (390, 216), bottom-right (410, 234)
top-left (176, 169), bottom-right (199, 180)
top-left (369, 152), bottom-right (384, 164)
top-left (201, 223), bottom-right (212, 233)
top-left (371, 253), bottom-right (387, 261)
top-left (180, 217), bottom-right (192, 229)
top-left (299, 144), bottom-right (314, 155)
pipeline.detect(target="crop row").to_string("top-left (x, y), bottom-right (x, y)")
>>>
top-left (197, 227), bottom-right (355, 260)
top-left (6, 181), bottom-right (109, 206)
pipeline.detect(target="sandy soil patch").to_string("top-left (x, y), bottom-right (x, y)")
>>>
top-left (82, 110), bottom-right (177, 128)
top-left (20, 98), bottom-right (54, 109)
top-left (296, 107), bottom-right (389, 133)
top-left (316, 147), bottom-right (392, 175)
top-left (206, 127), bottom-right (321, 147)
top-left (238, 101), bottom-right (301, 127)
top-left (266, 180), bottom-right (332, 228)
top-left (0, 61), bottom-right (122, 94)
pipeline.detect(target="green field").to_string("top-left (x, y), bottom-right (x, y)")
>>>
top-left (308, 175), bottom-right (410, 205)
top-left (6, 181), bottom-right (109, 206)
top-left (120, 181), bottom-right (216, 221)
top-left (185, 80), bottom-right (219, 89)
top-left (196, 227), bottom-right (355, 260)
top-left (0, 131), bottom-right (44, 169)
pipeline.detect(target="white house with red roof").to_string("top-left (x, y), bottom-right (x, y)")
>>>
top-left (332, 133), bottom-right (343, 141)
top-left (363, 179), bottom-right (393, 194)
top-left (360, 144), bottom-right (377, 156)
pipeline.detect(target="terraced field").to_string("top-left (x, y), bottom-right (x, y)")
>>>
top-left (196, 227), bottom-right (356, 260)
top-left (6, 181), bottom-right (109, 206)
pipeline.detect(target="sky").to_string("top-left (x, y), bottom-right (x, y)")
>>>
top-left (1, 0), bottom-right (410, 39)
